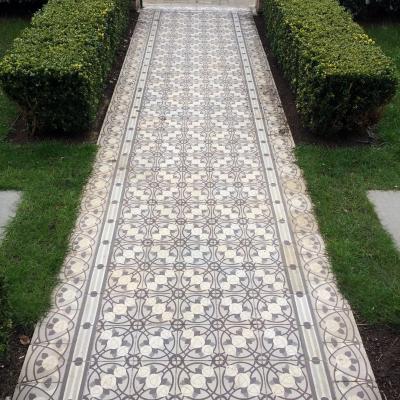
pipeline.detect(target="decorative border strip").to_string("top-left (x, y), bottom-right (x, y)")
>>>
top-left (236, 10), bottom-right (381, 400)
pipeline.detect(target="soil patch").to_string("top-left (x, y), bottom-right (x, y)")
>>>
top-left (359, 324), bottom-right (400, 400)
top-left (0, 329), bottom-right (33, 399)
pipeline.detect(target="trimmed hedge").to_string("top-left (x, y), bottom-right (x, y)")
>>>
top-left (340, 0), bottom-right (400, 15)
top-left (263, 0), bottom-right (397, 136)
top-left (0, 0), bottom-right (130, 134)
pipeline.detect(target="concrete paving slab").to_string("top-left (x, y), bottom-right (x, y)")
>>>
top-left (0, 191), bottom-right (21, 241)
top-left (368, 190), bottom-right (400, 250)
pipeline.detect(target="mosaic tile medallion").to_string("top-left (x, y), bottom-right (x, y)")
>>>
top-left (13, 8), bottom-right (381, 400)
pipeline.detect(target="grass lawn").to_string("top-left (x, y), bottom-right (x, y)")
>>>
top-left (0, 18), bottom-right (97, 354)
top-left (296, 23), bottom-right (400, 325)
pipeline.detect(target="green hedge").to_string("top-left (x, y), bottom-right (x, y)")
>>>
top-left (0, 0), bottom-right (130, 134)
top-left (263, 0), bottom-right (397, 137)
top-left (340, 0), bottom-right (400, 15)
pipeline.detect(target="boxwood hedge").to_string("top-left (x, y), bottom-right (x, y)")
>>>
top-left (0, 0), bottom-right (130, 134)
top-left (263, 0), bottom-right (397, 137)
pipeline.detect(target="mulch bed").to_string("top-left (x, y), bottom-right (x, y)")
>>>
top-left (358, 324), bottom-right (400, 399)
top-left (0, 331), bottom-right (30, 399)
top-left (254, 13), bottom-right (400, 400)
top-left (0, 8), bottom-right (138, 399)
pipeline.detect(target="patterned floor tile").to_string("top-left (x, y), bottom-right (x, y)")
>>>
top-left (13, 6), bottom-right (381, 400)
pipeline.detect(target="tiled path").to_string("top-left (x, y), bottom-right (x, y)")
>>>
top-left (14, 8), bottom-right (381, 400)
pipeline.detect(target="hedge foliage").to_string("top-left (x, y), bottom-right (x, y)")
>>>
top-left (263, 0), bottom-right (397, 136)
top-left (340, 0), bottom-right (400, 15)
top-left (0, 0), bottom-right (130, 134)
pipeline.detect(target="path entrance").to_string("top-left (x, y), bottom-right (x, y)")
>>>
top-left (14, 8), bottom-right (380, 400)
top-left (143, 0), bottom-right (256, 10)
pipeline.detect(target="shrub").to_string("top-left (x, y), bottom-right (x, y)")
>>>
top-left (0, 0), bottom-right (130, 134)
top-left (339, 0), bottom-right (400, 15)
top-left (263, 0), bottom-right (397, 137)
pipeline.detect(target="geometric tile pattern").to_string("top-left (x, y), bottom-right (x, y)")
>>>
top-left (13, 8), bottom-right (381, 400)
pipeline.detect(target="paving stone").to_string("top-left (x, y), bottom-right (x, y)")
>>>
top-left (12, 8), bottom-right (381, 400)
top-left (0, 191), bottom-right (21, 241)
top-left (368, 190), bottom-right (400, 250)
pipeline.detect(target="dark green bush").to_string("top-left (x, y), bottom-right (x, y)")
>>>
top-left (340, 0), bottom-right (400, 15)
top-left (263, 0), bottom-right (397, 137)
top-left (0, 0), bottom-right (130, 134)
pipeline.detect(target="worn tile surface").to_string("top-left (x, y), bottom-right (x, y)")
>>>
top-left (13, 8), bottom-right (381, 400)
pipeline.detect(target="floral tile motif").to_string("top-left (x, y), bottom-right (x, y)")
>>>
top-left (82, 358), bottom-right (313, 400)
top-left (13, 7), bottom-right (381, 400)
